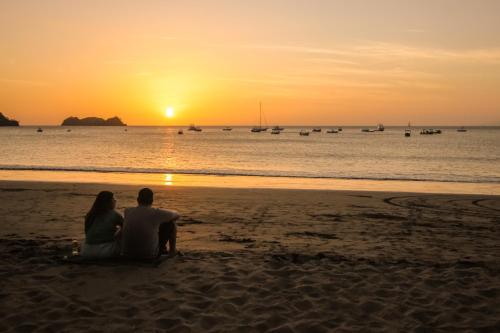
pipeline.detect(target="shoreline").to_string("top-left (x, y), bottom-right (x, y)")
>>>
top-left (1, 169), bottom-right (499, 195)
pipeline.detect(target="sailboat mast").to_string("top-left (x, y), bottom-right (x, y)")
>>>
top-left (259, 102), bottom-right (262, 129)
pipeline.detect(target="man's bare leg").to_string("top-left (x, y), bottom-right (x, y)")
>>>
top-left (158, 221), bottom-right (177, 256)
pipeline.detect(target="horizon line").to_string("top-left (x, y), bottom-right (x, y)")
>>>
top-left (11, 123), bottom-right (500, 127)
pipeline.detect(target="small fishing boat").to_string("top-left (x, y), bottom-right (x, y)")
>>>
top-left (312, 128), bottom-right (321, 132)
top-left (326, 129), bottom-right (338, 134)
top-left (37, 127), bottom-right (43, 133)
top-left (377, 124), bottom-right (385, 131)
top-left (188, 125), bottom-right (202, 132)
top-left (338, 127), bottom-right (342, 132)
top-left (420, 128), bottom-right (441, 135)
top-left (271, 129), bottom-right (280, 135)
top-left (420, 129), bottom-right (431, 135)
top-left (222, 127), bottom-right (232, 131)
top-left (299, 130), bottom-right (310, 136)
top-left (272, 126), bottom-right (284, 131)
top-left (405, 122), bottom-right (411, 137)
top-left (188, 124), bottom-right (202, 132)
top-left (457, 127), bottom-right (467, 132)
top-left (361, 128), bottom-right (370, 132)
top-left (178, 130), bottom-right (183, 135)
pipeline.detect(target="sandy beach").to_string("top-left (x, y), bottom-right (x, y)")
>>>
top-left (1, 180), bottom-right (499, 332)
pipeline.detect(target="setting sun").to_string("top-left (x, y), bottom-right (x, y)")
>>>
top-left (165, 107), bottom-right (175, 118)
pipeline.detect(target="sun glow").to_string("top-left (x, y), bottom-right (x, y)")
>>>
top-left (165, 107), bottom-right (175, 118)
top-left (164, 174), bottom-right (173, 186)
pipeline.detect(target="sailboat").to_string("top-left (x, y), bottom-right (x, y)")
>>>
top-left (251, 102), bottom-right (265, 133)
top-left (405, 122), bottom-right (411, 137)
top-left (299, 130), bottom-right (310, 136)
top-left (188, 124), bottom-right (202, 132)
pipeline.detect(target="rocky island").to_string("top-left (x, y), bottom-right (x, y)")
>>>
top-left (0, 113), bottom-right (20, 126)
top-left (61, 116), bottom-right (126, 126)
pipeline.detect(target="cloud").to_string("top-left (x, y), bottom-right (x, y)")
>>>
top-left (238, 42), bottom-right (500, 64)
top-left (352, 42), bottom-right (500, 63)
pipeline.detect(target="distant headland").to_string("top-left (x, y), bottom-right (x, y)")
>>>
top-left (0, 113), bottom-right (19, 126)
top-left (61, 116), bottom-right (126, 126)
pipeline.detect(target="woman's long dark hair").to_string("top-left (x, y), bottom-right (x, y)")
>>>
top-left (85, 191), bottom-right (115, 232)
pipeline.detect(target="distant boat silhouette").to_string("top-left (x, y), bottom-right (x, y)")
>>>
top-left (222, 127), bottom-right (232, 131)
top-left (312, 128), bottom-right (321, 132)
top-left (457, 126), bottom-right (467, 132)
top-left (299, 130), bottom-right (310, 136)
top-left (37, 127), bottom-right (43, 133)
top-left (326, 129), bottom-right (338, 134)
top-left (271, 129), bottom-right (280, 135)
top-left (272, 126), bottom-right (284, 131)
top-left (420, 128), bottom-right (442, 135)
top-left (188, 124), bottom-right (202, 132)
top-left (251, 102), bottom-right (268, 132)
top-left (405, 122), bottom-right (411, 137)
top-left (377, 124), bottom-right (385, 131)
top-left (178, 129), bottom-right (183, 135)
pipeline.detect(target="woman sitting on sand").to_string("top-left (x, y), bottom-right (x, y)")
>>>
top-left (81, 191), bottom-right (123, 258)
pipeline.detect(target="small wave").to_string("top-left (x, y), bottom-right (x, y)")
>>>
top-left (1, 164), bottom-right (499, 184)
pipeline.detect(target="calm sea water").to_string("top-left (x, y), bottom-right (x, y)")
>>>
top-left (0, 126), bottom-right (499, 184)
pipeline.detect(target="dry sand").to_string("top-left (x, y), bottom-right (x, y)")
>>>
top-left (0, 181), bottom-right (499, 332)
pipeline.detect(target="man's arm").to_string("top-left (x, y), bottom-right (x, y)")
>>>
top-left (157, 208), bottom-right (180, 223)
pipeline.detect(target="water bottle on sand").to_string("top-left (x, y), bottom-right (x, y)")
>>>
top-left (72, 240), bottom-right (79, 256)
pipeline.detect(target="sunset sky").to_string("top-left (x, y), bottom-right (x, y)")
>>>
top-left (1, 0), bottom-right (500, 126)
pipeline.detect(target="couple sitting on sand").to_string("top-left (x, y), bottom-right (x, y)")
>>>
top-left (81, 188), bottom-right (179, 259)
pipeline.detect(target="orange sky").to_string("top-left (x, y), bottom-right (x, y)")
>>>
top-left (1, 0), bottom-right (500, 126)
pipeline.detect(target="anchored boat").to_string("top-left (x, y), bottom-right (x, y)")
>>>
top-left (299, 130), bottom-right (310, 136)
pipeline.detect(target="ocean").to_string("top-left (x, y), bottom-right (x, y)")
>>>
top-left (1, 126), bottom-right (499, 193)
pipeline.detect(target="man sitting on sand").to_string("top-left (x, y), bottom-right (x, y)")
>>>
top-left (121, 188), bottom-right (180, 259)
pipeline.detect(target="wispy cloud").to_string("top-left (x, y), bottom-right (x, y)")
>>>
top-left (352, 42), bottom-right (500, 63)
top-left (238, 42), bottom-right (500, 64)
top-left (237, 44), bottom-right (350, 56)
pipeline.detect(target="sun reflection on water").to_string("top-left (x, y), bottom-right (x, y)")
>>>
top-left (164, 174), bottom-right (173, 186)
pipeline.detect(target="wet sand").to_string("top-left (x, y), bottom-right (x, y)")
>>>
top-left (1, 181), bottom-right (499, 332)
